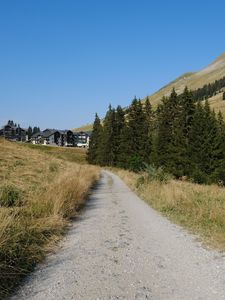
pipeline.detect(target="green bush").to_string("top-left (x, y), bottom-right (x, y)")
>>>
top-left (0, 185), bottom-right (23, 207)
top-left (144, 164), bottom-right (172, 183)
top-left (129, 155), bottom-right (144, 173)
top-left (191, 169), bottom-right (208, 184)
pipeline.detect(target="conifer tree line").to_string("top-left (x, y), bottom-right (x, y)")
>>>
top-left (27, 126), bottom-right (41, 139)
top-left (192, 76), bottom-right (225, 101)
top-left (87, 87), bottom-right (225, 185)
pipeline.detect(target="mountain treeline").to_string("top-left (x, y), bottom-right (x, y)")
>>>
top-left (192, 76), bottom-right (225, 101)
top-left (87, 87), bottom-right (225, 185)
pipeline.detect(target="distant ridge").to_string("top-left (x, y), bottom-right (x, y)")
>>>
top-left (75, 53), bottom-right (225, 131)
top-left (146, 53), bottom-right (225, 108)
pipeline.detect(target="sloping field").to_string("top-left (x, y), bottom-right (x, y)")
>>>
top-left (0, 139), bottom-right (99, 298)
top-left (76, 53), bottom-right (225, 131)
top-left (147, 53), bottom-right (225, 108)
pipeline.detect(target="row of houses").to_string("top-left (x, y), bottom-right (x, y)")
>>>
top-left (31, 129), bottom-right (91, 148)
top-left (0, 121), bottom-right (91, 148)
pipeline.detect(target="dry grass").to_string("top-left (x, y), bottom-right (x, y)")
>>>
top-left (113, 168), bottom-right (225, 251)
top-left (0, 139), bottom-right (100, 297)
top-left (72, 123), bottom-right (93, 132)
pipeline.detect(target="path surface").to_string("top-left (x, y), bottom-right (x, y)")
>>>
top-left (11, 171), bottom-right (225, 300)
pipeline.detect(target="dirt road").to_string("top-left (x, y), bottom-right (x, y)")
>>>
top-left (11, 171), bottom-right (225, 300)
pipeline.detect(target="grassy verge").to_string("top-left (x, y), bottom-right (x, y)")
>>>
top-left (0, 139), bottom-right (100, 298)
top-left (22, 143), bottom-right (87, 164)
top-left (112, 168), bottom-right (225, 251)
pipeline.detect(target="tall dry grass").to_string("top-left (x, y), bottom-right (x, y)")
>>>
top-left (0, 139), bottom-right (100, 298)
top-left (114, 168), bottom-right (225, 251)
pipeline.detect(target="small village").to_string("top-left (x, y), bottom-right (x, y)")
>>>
top-left (0, 120), bottom-right (91, 148)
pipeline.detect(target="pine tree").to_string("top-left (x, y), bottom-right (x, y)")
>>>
top-left (188, 100), bottom-right (218, 183)
top-left (187, 101), bottom-right (206, 182)
top-left (116, 122), bottom-right (131, 169)
top-left (126, 98), bottom-right (147, 170)
top-left (99, 105), bottom-right (117, 166)
top-left (27, 126), bottom-right (33, 139)
top-left (168, 87), bottom-right (195, 177)
top-left (143, 97), bottom-right (153, 164)
top-left (114, 106), bottom-right (125, 164)
top-left (33, 127), bottom-right (39, 134)
top-left (87, 114), bottom-right (102, 165)
top-left (210, 112), bottom-right (225, 184)
top-left (155, 89), bottom-right (180, 172)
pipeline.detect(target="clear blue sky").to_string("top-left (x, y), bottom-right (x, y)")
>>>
top-left (0, 0), bottom-right (225, 129)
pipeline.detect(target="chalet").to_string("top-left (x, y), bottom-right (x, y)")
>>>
top-left (31, 129), bottom-right (75, 147)
top-left (31, 129), bottom-right (60, 146)
top-left (0, 121), bottom-right (27, 142)
top-left (74, 131), bottom-right (91, 148)
top-left (58, 130), bottom-right (74, 146)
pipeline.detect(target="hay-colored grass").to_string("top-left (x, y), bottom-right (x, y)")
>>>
top-left (0, 139), bottom-right (100, 297)
top-left (113, 168), bottom-right (225, 251)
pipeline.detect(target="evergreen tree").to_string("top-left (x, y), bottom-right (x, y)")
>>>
top-left (98, 105), bottom-right (117, 166)
top-left (143, 97), bottom-right (153, 164)
top-left (33, 127), bottom-right (39, 134)
top-left (126, 98), bottom-right (147, 170)
top-left (27, 126), bottom-right (33, 139)
top-left (114, 106), bottom-right (125, 164)
top-left (86, 114), bottom-right (102, 165)
top-left (116, 122), bottom-right (131, 169)
top-left (155, 89), bottom-right (180, 172)
top-left (188, 101), bottom-right (218, 183)
top-left (223, 92), bottom-right (225, 100)
top-left (210, 112), bottom-right (225, 184)
top-left (169, 87), bottom-right (195, 177)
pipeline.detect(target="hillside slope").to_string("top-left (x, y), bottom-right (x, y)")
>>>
top-left (147, 53), bottom-right (225, 109)
top-left (76, 53), bottom-right (225, 130)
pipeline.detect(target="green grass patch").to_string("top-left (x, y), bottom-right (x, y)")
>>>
top-left (21, 144), bottom-right (87, 164)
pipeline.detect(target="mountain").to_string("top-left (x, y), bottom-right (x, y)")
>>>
top-left (146, 53), bottom-right (225, 110)
top-left (75, 53), bottom-right (225, 131)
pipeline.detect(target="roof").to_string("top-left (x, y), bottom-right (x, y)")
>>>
top-left (59, 130), bottom-right (73, 135)
top-left (73, 131), bottom-right (92, 136)
top-left (42, 130), bottom-right (58, 138)
top-left (31, 132), bottom-right (42, 138)
top-left (31, 129), bottom-right (58, 139)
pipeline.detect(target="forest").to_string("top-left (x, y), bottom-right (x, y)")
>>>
top-left (87, 81), bottom-right (225, 185)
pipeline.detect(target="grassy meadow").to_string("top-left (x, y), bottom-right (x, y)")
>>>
top-left (0, 139), bottom-right (100, 298)
top-left (23, 143), bottom-right (87, 164)
top-left (113, 168), bottom-right (225, 251)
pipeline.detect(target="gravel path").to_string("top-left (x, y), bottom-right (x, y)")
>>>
top-left (11, 171), bottom-right (225, 300)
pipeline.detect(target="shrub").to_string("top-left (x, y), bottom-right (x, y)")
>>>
top-left (128, 155), bottom-right (144, 173)
top-left (0, 185), bottom-right (23, 207)
top-left (191, 169), bottom-right (208, 184)
top-left (144, 164), bottom-right (172, 183)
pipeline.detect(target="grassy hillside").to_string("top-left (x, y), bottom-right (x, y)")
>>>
top-left (75, 53), bottom-right (225, 130)
top-left (24, 143), bottom-right (87, 164)
top-left (0, 139), bottom-right (100, 298)
top-left (73, 123), bottom-right (93, 132)
top-left (146, 53), bottom-right (225, 109)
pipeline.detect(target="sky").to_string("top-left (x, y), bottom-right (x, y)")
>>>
top-left (0, 0), bottom-right (225, 130)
